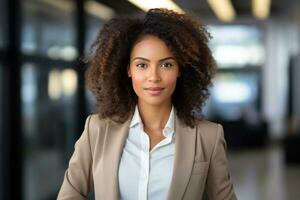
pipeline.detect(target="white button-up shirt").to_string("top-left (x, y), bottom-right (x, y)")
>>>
top-left (118, 105), bottom-right (176, 200)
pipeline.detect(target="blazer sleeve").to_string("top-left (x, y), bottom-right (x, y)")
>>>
top-left (57, 116), bottom-right (94, 200)
top-left (205, 124), bottom-right (237, 200)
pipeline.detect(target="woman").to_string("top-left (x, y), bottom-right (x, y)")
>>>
top-left (58, 8), bottom-right (237, 200)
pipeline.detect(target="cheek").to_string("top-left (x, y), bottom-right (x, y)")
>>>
top-left (131, 72), bottom-right (145, 89)
top-left (164, 73), bottom-right (179, 88)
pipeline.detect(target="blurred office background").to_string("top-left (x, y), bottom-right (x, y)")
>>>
top-left (0, 0), bottom-right (300, 199)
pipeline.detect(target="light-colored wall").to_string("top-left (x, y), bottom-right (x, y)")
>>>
top-left (263, 2), bottom-right (300, 138)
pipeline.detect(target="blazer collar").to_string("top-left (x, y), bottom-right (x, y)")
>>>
top-left (102, 117), bottom-right (131, 200)
top-left (166, 115), bottom-right (196, 200)
top-left (102, 112), bottom-right (196, 200)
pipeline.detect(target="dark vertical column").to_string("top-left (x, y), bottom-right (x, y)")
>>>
top-left (75, 0), bottom-right (87, 138)
top-left (3, 0), bottom-right (22, 199)
top-left (287, 57), bottom-right (293, 120)
top-left (286, 56), bottom-right (296, 135)
top-left (257, 69), bottom-right (262, 113)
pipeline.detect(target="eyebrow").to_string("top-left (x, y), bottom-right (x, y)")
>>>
top-left (131, 56), bottom-right (176, 62)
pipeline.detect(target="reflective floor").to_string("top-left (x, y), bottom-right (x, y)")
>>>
top-left (228, 144), bottom-right (300, 200)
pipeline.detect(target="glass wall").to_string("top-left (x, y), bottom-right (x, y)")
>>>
top-left (1, 0), bottom-right (116, 198)
top-left (22, 63), bottom-right (78, 200)
top-left (21, 0), bottom-right (78, 199)
top-left (22, 0), bottom-right (77, 61)
top-left (205, 25), bottom-right (264, 123)
top-left (209, 25), bottom-right (265, 68)
top-left (206, 71), bottom-right (260, 121)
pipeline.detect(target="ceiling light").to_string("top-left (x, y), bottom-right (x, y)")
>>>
top-left (85, 0), bottom-right (115, 20)
top-left (127, 0), bottom-right (184, 13)
top-left (252, 0), bottom-right (271, 19)
top-left (207, 0), bottom-right (236, 22)
top-left (42, 0), bottom-right (74, 12)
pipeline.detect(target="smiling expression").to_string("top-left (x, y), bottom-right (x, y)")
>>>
top-left (128, 35), bottom-right (180, 107)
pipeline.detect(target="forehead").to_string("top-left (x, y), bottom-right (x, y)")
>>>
top-left (130, 35), bottom-right (174, 59)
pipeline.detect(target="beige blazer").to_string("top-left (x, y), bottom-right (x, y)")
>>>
top-left (58, 113), bottom-right (237, 200)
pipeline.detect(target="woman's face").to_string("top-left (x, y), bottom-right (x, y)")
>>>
top-left (128, 35), bottom-right (180, 107)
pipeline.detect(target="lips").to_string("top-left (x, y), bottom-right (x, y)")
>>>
top-left (145, 87), bottom-right (164, 91)
top-left (144, 87), bottom-right (164, 95)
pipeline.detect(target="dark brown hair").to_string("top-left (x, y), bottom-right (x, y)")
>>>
top-left (85, 8), bottom-right (216, 128)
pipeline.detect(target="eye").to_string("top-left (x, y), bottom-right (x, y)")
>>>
top-left (161, 62), bottom-right (173, 69)
top-left (136, 63), bottom-right (147, 69)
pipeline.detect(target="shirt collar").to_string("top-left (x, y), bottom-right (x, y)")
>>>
top-left (130, 105), bottom-right (142, 128)
top-left (129, 105), bottom-right (175, 138)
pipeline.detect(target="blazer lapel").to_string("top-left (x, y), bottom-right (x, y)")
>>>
top-left (101, 112), bottom-right (196, 200)
top-left (167, 115), bottom-right (197, 200)
top-left (102, 117), bottom-right (132, 200)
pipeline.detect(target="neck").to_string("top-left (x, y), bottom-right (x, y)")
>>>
top-left (137, 101), bottom-right (172, 132)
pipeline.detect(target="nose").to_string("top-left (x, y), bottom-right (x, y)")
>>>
top-left (148, 66), bottom-right (161, 82)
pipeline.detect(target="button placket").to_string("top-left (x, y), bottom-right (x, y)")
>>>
top-left (138, 126), bottom-right (151, 200)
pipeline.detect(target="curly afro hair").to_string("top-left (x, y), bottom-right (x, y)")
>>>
top-left (85, 8), bottom-right (216, 128)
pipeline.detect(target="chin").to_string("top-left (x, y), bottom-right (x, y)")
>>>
top-left (139, 97), bottom-right (171, 107)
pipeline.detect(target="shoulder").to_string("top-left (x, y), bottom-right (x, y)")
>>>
top-left (87, 113), bottom-right (110, 127)
top-left (87, 113), bottom-right (131, 127)
top-left (84, 113), bottom-right (112, 139)
top-left (197, 119), bottom-right (222, 137)
top-left (84, 113), bottom-right (130, 137)
top-left (83, 113), bottom-right (115, 153)
top-left (195, 119), bottom-right (224, 151)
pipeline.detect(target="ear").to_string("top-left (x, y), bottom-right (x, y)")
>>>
top-left (178, 71), bottom-right (181, 77)
top-left (127, 65), bottom-right (131, 77)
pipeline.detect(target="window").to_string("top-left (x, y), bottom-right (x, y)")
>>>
top-left (207, 72), bottom-right (260, 121)
top-left (203, 25), bottom-right (263, 124)
top-left (21, 1), bottom-right (78, 199)
top-left (209, 25), bottom-right (265, 68)
top-left (21, 0), bottom-right (76, 61)
top-left (22, 63), bottom-right (78, 200)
